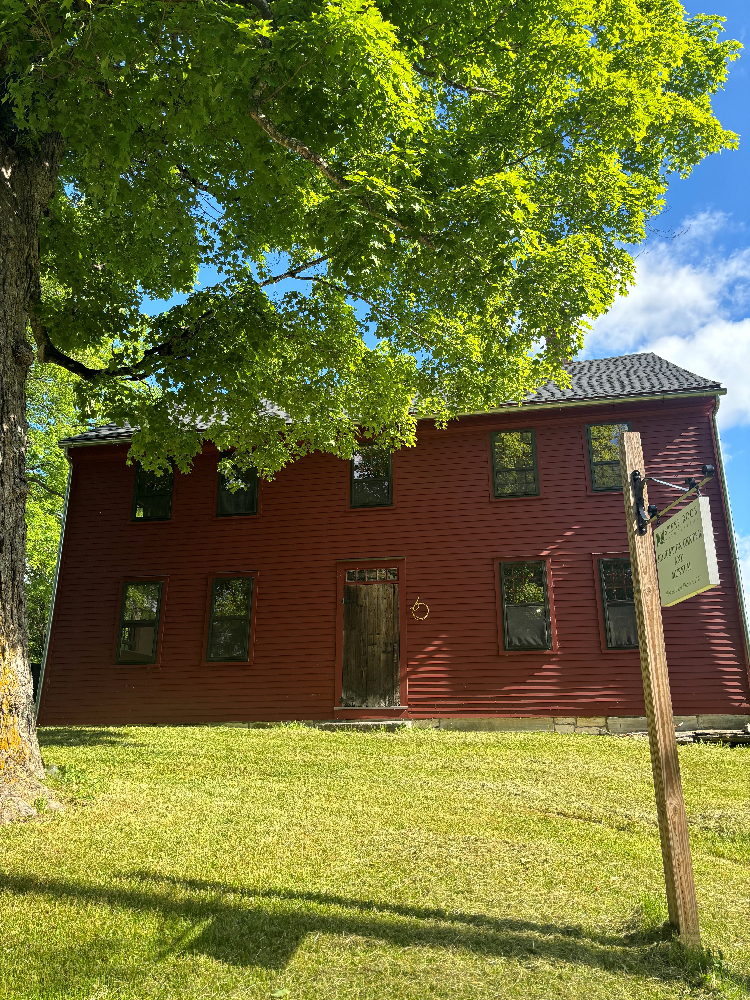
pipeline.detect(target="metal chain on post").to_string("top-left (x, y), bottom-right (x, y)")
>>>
top-left (620, 431), bottom-right (701, 948)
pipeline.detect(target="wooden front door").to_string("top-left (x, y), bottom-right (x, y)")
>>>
top-left (342, 567), bottom-right (400, 707)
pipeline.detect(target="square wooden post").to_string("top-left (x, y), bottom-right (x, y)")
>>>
top-left (620, 431), bottom-right (700, 948)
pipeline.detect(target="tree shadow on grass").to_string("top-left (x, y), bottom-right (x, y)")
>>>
top-left (38, 727), bottom-right (139, 748)
top-left (1, 870), bottom-right (745, 993)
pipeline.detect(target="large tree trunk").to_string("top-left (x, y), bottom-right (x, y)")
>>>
top-left (0, 134), bottom-right (63, 788)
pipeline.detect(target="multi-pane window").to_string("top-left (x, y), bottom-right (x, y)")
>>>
top-left (217, 459), bottom-right (258, 517)
top-left (117, 582), bottom-right (163, 664)
top-left (599, 559), bottom-right (639, 649)
top-left (206, 577), bottom-right (254, 662)
top-left (491, 430), bottom-right (539, 497)
top-left (132, 463), bottom-right (174, 520)
top-left (500, 561), bottom-right (552, 650)
top-left (351, 445), bottom-right (392, 508)
top-left (586, 423), bottom-right (631, 491)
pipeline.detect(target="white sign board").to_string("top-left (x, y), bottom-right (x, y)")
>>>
top-left (654, 496), bottom-right (719, 607)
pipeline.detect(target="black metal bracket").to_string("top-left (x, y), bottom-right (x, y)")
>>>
top-left (631, 465), bottom-right (714, 536)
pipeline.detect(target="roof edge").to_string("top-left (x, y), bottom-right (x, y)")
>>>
top-left (60, 386), bottom-right (726, 448)
top-left (448, 386), bottom-right (726, 421)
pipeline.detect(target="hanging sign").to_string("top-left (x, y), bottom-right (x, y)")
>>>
top-left (654, 496), bottom-right (719, 607)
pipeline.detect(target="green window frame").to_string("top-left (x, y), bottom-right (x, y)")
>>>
top-left (206, 577), bottom-right (254, 662)
top-left (586, 422), bottom-right (631, 492)
top-left (217, 458), bottom-right (258, 517)
top-left (132, 463), bottom-right (174, 521)
top-left (351, 445), bottom-right (392, 508)
top-left (491, 429), bottom-right (539, 498)
top-left (117, 581), bottom-right (163, 664)
top-left (599, 559), bottom-right (639, 650)
top-left (499, 561), bottom-right (552, 650)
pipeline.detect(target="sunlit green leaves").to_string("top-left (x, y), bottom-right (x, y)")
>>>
top-left (1, 0), bottom-right (740, 475)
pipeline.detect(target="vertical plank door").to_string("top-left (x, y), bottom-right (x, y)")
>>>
top-left (342, 583), bottom-right (400, 707)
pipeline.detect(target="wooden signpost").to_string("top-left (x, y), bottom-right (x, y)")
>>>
top-left (619, 431), bottom-right (701, 948)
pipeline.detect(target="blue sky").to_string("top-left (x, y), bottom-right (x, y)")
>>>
top-left (586, 1), bottom-right (750, 592)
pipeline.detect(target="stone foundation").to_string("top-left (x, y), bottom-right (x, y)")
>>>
top-left (222, 714), bottom-right (750, 735)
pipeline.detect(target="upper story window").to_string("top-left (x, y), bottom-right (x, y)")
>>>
top-left (491, 430), bottom-right (539, 498)
top-left (599, 559), bottom-right (639, 649)
top-left (206, 577), bottom-right (254, 662)
top-left (132, 463), bottom-right (173, 521)
top-left (351, 445), bottom-right (392, 508)
top-left (117, 581), bottom-right (163, 664)
top-left (217, 459), bottom-right (258, 517)
top-left (586, 423), bottom-right (630, 491)
top-left (499, 561), bottom-right (551, 650)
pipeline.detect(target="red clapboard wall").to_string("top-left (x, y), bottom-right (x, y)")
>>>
top-left (37, 395), bottom-right (750, 724)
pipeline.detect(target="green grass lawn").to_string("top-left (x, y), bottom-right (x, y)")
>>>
top-left (1, 726), bottom-right (748, 1000)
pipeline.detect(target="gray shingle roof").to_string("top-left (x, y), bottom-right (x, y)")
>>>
top-left (517, 352), bottom-right (723, 406)
top-left (59, 353), bottom-right (724, 446)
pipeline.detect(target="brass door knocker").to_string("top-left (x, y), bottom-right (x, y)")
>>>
top-left (410, 597), bottom-right (429, 620)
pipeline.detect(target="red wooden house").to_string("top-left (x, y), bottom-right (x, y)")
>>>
top-left (36, 353), bottom-right (750, 727)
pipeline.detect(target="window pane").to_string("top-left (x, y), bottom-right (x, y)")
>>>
top-left (588, 424), bottom-right (628, 491)
top-left (492, 431), bottom-right (538, 497)
top-left (600, 559), bottom-right (638, 649)
top-left (387, 567), bottom-right (398, 580)
top-left (123, 582), bottom-right (161, 621)
top-left (501, 561), bottom-right (551, 651)
top-left (353, 446), bottom-right (390, 480)
top-left (217, 462), bottom-right (258, 517)
top-left (346, 570), bottom-right (356, 582)
top-left (351, 446), bottom-right (392, 507)
top-left (589, 423), bottom-right (628, 462)
top-left (352, 478), bottom-right (391, 508)
top-left (505, 606), bottom-right (548, 649)
top-left (207, 577), bottom-right (253, 661)
top-left (208, 619), bottom-right (251, 661)
top-left (601, 560), bottom-right (634, 603)
top-left (118, 582), bottom-right (162, 664)
top-left (502, 562), bottom-right (545, 605)
top-left (592, 462), bottom-right (622, 491)
top-left (212, 578), bottom-right (252, 617)
top-left (606, 604), bottom-right (639, 649)
top-left (118, 624), bottom-right (158, 663)
top-left (133, 464), bottom-right (173, 520)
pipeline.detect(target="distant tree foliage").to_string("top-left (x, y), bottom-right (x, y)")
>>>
top-left (24, 363), bottom-right (92, 663)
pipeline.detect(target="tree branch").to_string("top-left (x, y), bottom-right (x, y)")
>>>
top-left (247, 106), bottom-right (436, 249)
top-left (175, 164), bottom-right (215, 197)
top-left (27, 301), bottom-right (192, 382)
top-left (260, 255), bottom-right (330, 286)
top-left (28, 304), bottom-right (110, 381)
top-left (25, 476), bottom-right (65, 500)
top-left (413, 64), bottom-right (503, 98)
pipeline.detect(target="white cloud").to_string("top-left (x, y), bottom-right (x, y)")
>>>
top-left (586, 212), bottom-right (750, 428)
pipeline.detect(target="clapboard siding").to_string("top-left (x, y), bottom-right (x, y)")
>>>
top-left (38, 396), bottom-right (750, 724)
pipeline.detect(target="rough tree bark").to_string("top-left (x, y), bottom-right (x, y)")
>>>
top-left (0, 133), bottom-right (63, 796)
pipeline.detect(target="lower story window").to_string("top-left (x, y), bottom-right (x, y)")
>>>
top-left (117, 581), bottom-right (163, 664)
top-left (599, 559), bottom-right (639, 649)
top-left (500, 561), bottom-right (551, 650)
top-left (207, 577), bottom-right (254, 662)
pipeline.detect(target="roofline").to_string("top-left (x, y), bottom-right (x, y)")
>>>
top-left (59, 387), bottom-right (727, 448)
top-left (435, 387), bottom-right (726, 421)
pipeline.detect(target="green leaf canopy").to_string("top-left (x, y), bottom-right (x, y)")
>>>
top-left (2, 0), bottom-right (739, 473)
